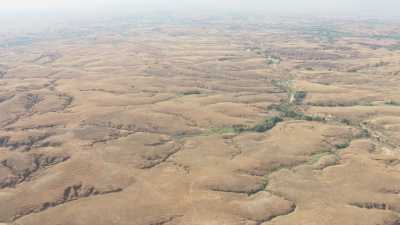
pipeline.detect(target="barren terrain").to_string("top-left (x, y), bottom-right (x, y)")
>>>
top-left (1, 15), bottom-right (400, 225)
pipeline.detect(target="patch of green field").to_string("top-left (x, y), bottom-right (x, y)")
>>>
top-left (265, 55), bottom-right (282, 65)
top-left (178, 90), bottom-right (201, 96)
top-left (335, 142), bottom-right (350, 149)
top-left (308, 150), bottom-right (333, 165)
top-left (293, 91), bottom-right (307, 104)
top-left (385, 100), bottom-right (400, 106)
top-left (250, 116), bottom-right (283, 133)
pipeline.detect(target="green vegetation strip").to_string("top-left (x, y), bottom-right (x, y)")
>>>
top-left (385, 100), bottom-right (400, 106)
top-left (178, 90), bottom-right (202, 96)
top-left (308, 150), bottom-right (333, 165)
top-left (273, 103), bottom-right (325, 122)
top-left (209, 116), bottom-right (284, 135)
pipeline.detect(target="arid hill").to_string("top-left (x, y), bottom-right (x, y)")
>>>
top-left (1, 16), bottom-right (400, 225)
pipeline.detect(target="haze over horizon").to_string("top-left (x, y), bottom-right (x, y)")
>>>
top-left (1, 0), bottom-right (400, 18)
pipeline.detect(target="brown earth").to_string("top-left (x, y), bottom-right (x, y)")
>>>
top-left (1, 16), bottom-right (400, 225)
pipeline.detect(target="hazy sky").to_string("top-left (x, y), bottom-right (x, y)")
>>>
top-left (1, 0), bottom-right (400, 16)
